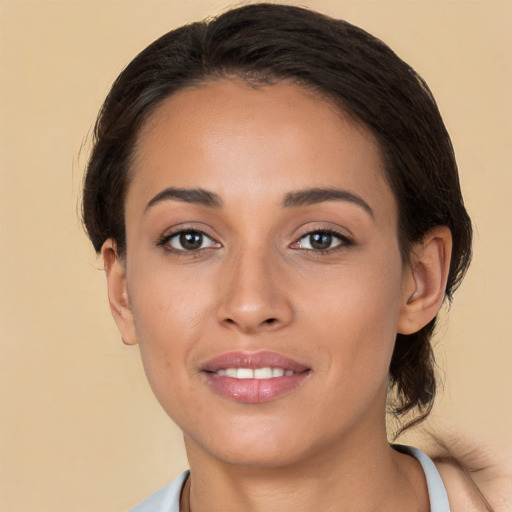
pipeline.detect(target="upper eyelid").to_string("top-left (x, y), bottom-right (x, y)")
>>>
top-left (295, 231), bottom-right (351, 245)
top-left (157, 226), bottom-right (221, 248)
top-left (159, 224), bottom-right (219, 239)
top-left (293, 224), bottom-right (353, 242)
top-left (298, 228), bottom-right (349, 239)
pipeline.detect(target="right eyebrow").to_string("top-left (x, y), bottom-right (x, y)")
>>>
top-left (283, 187), bottom-right (374, 218)
top-left (145, 187), bottom-right (223, 211)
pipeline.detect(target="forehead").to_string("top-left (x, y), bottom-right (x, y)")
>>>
top-left (129, 79), bottom-right (395, 221)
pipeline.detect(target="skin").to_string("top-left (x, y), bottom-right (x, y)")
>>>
top-left (407, 420), bottom-right (511, 511)
top-left (103, 80), bottom-right (453, 511)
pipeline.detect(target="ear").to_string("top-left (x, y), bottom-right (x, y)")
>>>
top-left (101, 239), bottom-right (138, 345)
top-left (398, 226), bottom-right (453, 335)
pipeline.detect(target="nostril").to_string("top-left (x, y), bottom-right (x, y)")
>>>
top-left (264, 318), bottom-right (277, 325)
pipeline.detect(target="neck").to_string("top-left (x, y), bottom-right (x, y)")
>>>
top-left (182, 428), bottom-right (429, 512)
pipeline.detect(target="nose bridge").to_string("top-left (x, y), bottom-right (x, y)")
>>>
top-left (218, 244), bottom-right (293, 332)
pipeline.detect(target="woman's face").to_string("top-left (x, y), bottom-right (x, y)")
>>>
top-left (115, 80), bottom-right (416, 467)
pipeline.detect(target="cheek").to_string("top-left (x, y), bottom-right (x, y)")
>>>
top-left (295, 265), bottom-right (404, 437)
top-left (310, 255), bottom-right (405, 374)
top-left (127, 263), bottom-right (216, 388)
top-left (130, 259), bottom-right (215, 331)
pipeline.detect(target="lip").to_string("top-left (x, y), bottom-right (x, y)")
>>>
top-left (201, 350), bottom-right (311, 404)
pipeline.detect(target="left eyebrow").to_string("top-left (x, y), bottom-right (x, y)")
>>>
top-left (283, 188), bottom-right (374, 218)
top-left (145, 187), bottom-right (223, 211)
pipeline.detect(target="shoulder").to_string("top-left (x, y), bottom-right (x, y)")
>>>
top-left (433, 457), bottom-right (492, 511)
top-left (401, 421), bottom-right (512, 512)
top-left (428, 432), bottom-right (512, 512)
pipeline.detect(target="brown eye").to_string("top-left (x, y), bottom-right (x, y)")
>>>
top-left (179, 232), bottom-right (203, 250)
top-left (296, 231), bottom-right (348, 251)
top-left (309, 232), bottom-right (333, 250)
top-left (166, 230), bottom-right (219, 251)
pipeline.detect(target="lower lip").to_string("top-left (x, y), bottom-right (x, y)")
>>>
top-left (203, 372), bottom-right (310, 403)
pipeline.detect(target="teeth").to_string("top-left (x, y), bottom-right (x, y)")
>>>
top-left (254, 367), bottom-right (272, 379)
top-left (216, 367), bottom-right (294, 379)
top-left (272, 367), bottom-right (284, 377)
top-left (236, 368), bottom-right (254, 379)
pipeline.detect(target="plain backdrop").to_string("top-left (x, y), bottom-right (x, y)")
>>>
top-left (1, 1), bottom-right (511, 511)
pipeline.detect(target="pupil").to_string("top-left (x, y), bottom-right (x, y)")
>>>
top-left (180, 232), bottom-right (202, 250)
top-left (310, 232), bottom-right (332, 250)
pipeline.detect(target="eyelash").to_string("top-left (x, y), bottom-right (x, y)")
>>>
top-left (156, 228), bottom-right (219, 256)
top-left (291, 228), bottom-right (353, 254)
top-left (156, 227), bottom-right (353, 256)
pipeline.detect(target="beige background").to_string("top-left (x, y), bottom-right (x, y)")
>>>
top-left (0, 1), bottom-right (511, 511)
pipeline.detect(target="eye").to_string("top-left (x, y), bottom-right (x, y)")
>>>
top-left (294, 230), bottom-right (350, 251)
top-left (159, 230), bottom-right (220, 252)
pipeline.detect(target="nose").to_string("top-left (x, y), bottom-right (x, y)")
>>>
top-left (217, 248), bottom-right (294, 334)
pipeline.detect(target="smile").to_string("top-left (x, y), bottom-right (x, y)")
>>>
top-left (215, 367), bottom-right (295, 379)
top-left (202, 351), bottom-right (310, 403)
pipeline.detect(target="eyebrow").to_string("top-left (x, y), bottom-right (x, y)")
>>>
top-left (145, 186), bottom-right (373, 217)
top-left (283, 188), bottom-right (374, 217)
top-left (145, 187), bottom-right (222, 211)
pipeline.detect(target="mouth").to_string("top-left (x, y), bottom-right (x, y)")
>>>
top-left (215, 367), bottom-right (295, 378)
top-left (201, 351), bottom-right (311, 403)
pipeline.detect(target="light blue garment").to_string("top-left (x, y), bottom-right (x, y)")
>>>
top-left (130, 446), bottom-right (450, 511)
top-left (395, 445), bottom-right (451, 512)
top-left (131, 470), bottom-right (188, 512)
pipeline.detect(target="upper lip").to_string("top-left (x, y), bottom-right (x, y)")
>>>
top-left (202, 350), bottom-right (310, 373)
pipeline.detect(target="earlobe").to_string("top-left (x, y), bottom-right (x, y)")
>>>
top-left (101, 239), bottom-right (138, 345)
top-left (398, 226), bottom-right (453, 335)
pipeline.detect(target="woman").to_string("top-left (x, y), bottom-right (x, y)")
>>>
top-left (82, 4), bottom-right (486, 511)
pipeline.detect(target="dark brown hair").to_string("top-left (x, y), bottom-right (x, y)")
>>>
top-left (82, 3), bottom-right (472, 432)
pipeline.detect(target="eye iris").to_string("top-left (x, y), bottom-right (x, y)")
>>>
top-left (179, 232), bottom-right (203, 250)
top-left (310, 232), bottom-right (332, 250)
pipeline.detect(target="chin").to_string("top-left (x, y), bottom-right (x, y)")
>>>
top-left (183, 413), bottom-right (340, 470)
top-left (202, 439), bottom-right (314, 469)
